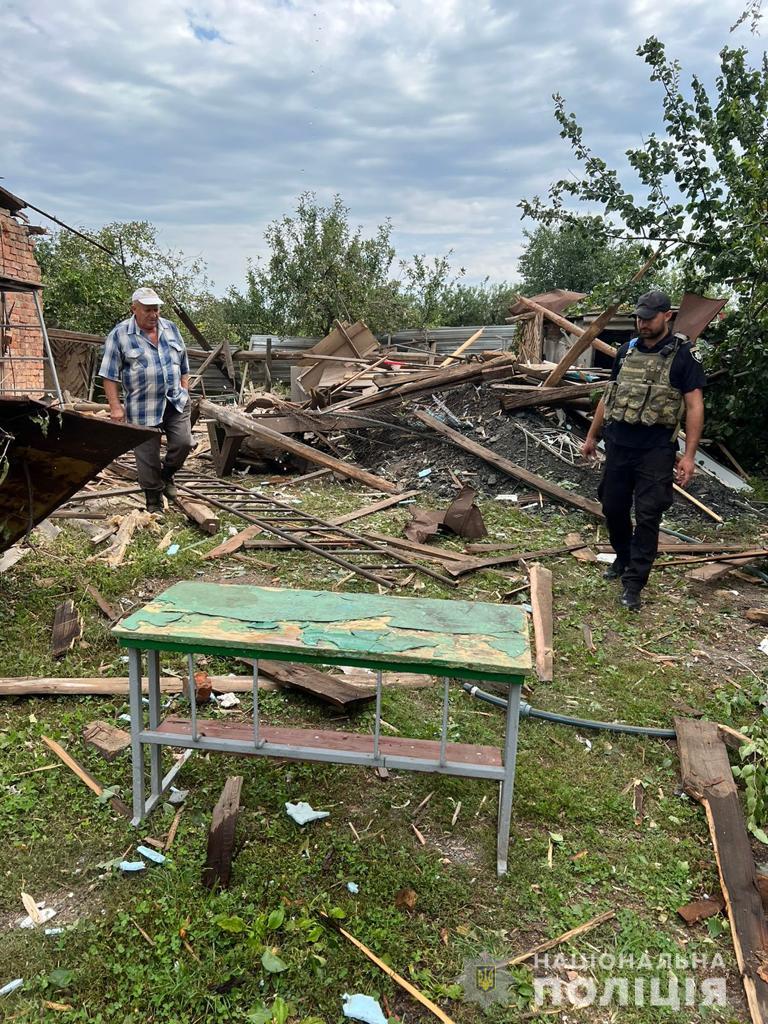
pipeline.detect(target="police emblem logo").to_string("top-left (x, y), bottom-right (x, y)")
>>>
top-left (476, 965), bottom-right (496, 992)
top-left (691, 349), bottom-right (703, 362)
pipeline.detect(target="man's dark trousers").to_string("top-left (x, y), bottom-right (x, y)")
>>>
top-left (133, 402), bottom-right (193, 495)
top-left (598, 441), bottom-right (676, 593)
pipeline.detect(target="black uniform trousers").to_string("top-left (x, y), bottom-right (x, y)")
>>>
top-left (598, 441), bottom-right (676, 593)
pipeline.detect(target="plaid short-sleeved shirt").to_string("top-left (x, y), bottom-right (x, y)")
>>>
top-left (99, 315), bottom-right (190, 427)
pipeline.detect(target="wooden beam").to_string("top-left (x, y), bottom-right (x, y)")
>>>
top-left (529, 563), bottom-right (554, 682)
top-left (497, 380), bottom-right (608, 412)
top-left (199, 398), bottom-right (398, 493)
top-left (202, 775), bottom-right (243, 890)
top-left (513, 295), bottom-right (616, 357)
top-left (540, 250), bottom-right (660, 387)
top-left (414, 410), bottom-right (604, 519)
top-left (676, 718), bottom-right (768, 1024)
top-left (328, 490), bottom-right (420, 526)
top-left (188, 342), bottom-right (224, 391)
top-left (41, 735), bottom-right (131, 818)
top-left (439, 327), bottom-right (485, 367)
top-left (0, 675), bottom-right (276, 697)
top-left (51, 600), bottom-right (82, 658)
top-left (173, 494), bottom-right (219, 534)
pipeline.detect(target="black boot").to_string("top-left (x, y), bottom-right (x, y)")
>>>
top-left (603, 559), bottom-right (626, 581)
top-left (144, 489), bottom-right (164, 513)
top-left (160, 468), bottom-right (177, 500)
top-left (620, 587), bottom-right (642, 611)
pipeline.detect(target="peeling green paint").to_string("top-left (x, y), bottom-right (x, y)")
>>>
top-left (114, 581), bottom-right (531, 678)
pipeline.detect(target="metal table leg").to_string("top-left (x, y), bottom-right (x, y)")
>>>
top-left (497, 683), bottom-right (522, 876)
top-left (128, 647), bottom-right (146, 826)
top-left (147, 649), bottom-right (162, 803)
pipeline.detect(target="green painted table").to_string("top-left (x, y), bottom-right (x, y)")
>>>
top-left (114, 581), bottom-right (531, 874)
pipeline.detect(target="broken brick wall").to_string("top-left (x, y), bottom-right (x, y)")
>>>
top-left (0, 204), bottom-right (44, 396)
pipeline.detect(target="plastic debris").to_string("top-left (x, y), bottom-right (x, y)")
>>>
top-left (19, 906), bottom-right (56, 929)
top-left (417, 467), bottom-right (433, 478)
top-left (118, 714), bottom-right (131, 723)
top-left (347, 881), bottom-right (359, 894)
top-left (44, 928), bottom-right (64, 936)
top-left (166, 543), bottom-right (180, 556)
top-left (595, 552), bottom-right (617, 564)
top-left (136, 845), bottom-right (166, 865)
top-left (119, 860), bottom-right (146, 873)
top-left (215, 692), bottom-right (240, 708)
top-left (759, 637), bottom-right (768, 656)
top-left (0, 979), bottom-right (23, 997)
top-left (169, 787), bottom-right (188, 805)
top-left (342, 993), bottom-right (388, 1024)
top-left (495, 494), bottom-right (519, 502)
top-left (285, 801), bottom-right (330, 825)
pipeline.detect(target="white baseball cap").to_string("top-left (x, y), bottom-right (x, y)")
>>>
top-left (131, 287), bottom-right (163, 306)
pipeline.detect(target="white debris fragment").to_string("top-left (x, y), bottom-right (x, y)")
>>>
top-left (285, 801), bottom-right (330, 825)
top-left (169, 787), bottom-right (188, 805)
top-left (758, 636), bottom-right (768, 656)
top-left (347, 881), bottom-right (359, 894)
top-left (214, 692), bottom-right (240, 708)
top-left (136, 845), bottom-right (166, 864)
top-left (119, 860), bottom-right (146, 873)
top-left (18, 906), bottom-right (56, 929)
top-left (596, 553), bottom-right (617, 564)
top-left (0, 979), bottom-right (23, 997)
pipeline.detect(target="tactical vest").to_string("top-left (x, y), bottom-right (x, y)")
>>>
top-left (603, 334), bottom-right (686, 437)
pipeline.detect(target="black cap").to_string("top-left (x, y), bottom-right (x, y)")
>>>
top-left (635, 290), bottom-right (671, 319)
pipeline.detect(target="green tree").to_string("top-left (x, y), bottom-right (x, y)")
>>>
top-left (439, 279), bottom-right (520, 326)
top-left (35, 221), bottom-right (207, 335)
top-left (223, 193), bottom-right (409, 340)
top-left (517, 216), bottom-right (651, 296)
top-left (521, 33), bottom-right (768, 465)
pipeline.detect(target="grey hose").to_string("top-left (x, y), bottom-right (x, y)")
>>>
top-left (461, 683), bottom-right (676, 739)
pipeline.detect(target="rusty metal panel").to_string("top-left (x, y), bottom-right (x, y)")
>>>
top-left (0, 398), bottom-right (155, 551)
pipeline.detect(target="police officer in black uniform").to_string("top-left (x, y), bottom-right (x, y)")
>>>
top-left (582, 290), bottom-right (706, 610)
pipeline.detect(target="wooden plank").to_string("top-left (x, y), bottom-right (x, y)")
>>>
top-left (498, 380), bottom-right (608, 411)
top-left (565, 532), bottom-right (597, 563)
top-left (675, 718), bottom-right (768, 1024)
top-left (173, 495), bottom-right (219, 534)
top-left (202, 524), bottom-right (263, 560)
top-left (414, 411), bottom-right (604, 519)
top-left (439, 327), bottom-right (485, 367)
top-left (199, 398), bottom-right (398, 494)
top-left (84, 584), bottom-right (119, 621)
top-left (513, 295), bottom-right (616, 357)
top-left (0, 675), bottom-right (277, 697)
top-left (51, 600), bottom-right (82, 658)
top-left (160, 716), bottom-right (503, 767)
top-left (445, 543), bottom-right (587, 578)
top-left (540, 250), bottom-right (660, 387)
top-left (328, 490), bottom-right (421, 527)
top-left (672, 483), bottom-right (724, 524)
top-left (202, 775), bottom-right (243, 890)
top-left (362, 530), bottom-right (475, 565)
top-left (686, 554), bottom-right (767, 583)
top-left (41, 735), bottom-right (131, 818)
top-left (188, 342), bottom-right (224, 391)
top-left (529, 563), bottom-right (554, 682)
top-left (327, 352), bottom-right (516, 413)
top-left (246, 659), bottom-right (375, 709)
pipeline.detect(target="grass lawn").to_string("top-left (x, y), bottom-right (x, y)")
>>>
top-left (1, 480), bottom-right (766, 1022)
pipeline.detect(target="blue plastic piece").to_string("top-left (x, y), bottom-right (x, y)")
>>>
top-left (342, 993), bottom-right (387, 1024)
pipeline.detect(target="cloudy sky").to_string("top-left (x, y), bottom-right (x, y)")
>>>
top-left (2, 0), bottom-right (761, 293)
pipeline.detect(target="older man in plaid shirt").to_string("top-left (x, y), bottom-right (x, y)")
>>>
top-left (100, 287), bottom-right (193, 513)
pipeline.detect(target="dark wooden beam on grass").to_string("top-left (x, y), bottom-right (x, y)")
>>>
top-left (202, 775), bottom-right (244, 890)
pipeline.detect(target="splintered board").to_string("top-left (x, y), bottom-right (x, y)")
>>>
top-left (114, 581), bottom-right (531, 683)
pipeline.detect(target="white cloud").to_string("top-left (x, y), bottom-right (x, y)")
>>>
top-left (0, 0), bottom-right (760, 292)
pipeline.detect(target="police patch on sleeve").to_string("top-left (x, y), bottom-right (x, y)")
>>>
top-left (691, 349), bottom-right (703, 362)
